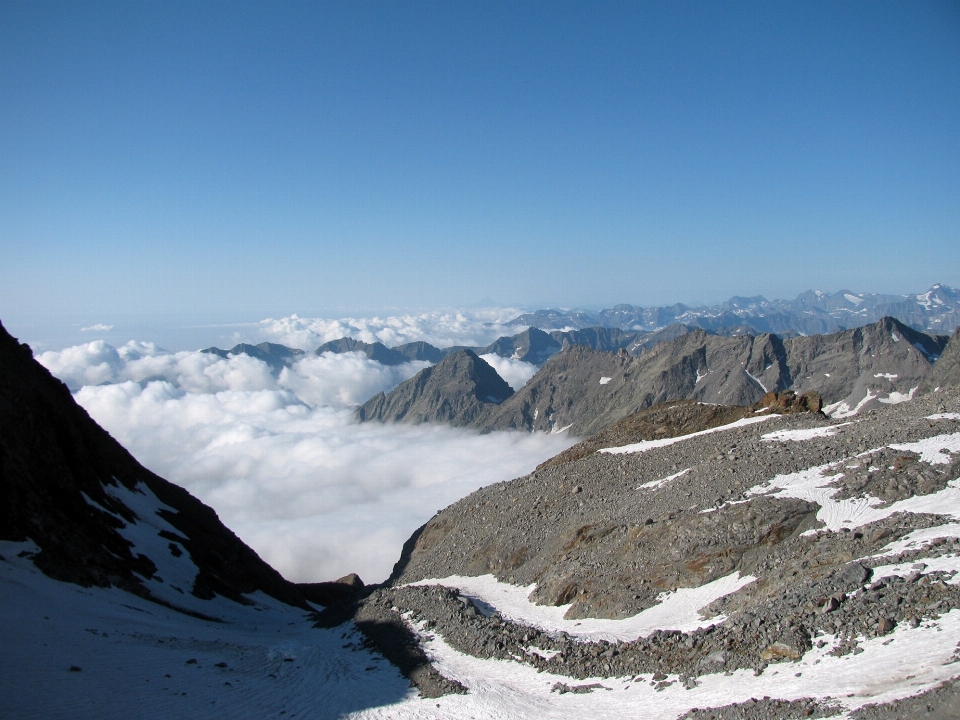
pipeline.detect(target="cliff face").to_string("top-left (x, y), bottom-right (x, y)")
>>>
top-left (920, 325), bottom-right (960, 394)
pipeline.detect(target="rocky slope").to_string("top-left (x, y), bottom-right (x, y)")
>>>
top-left (334, 376), bottom-right (960, 717)
top-left (361, 317), bottom-right (947, 435)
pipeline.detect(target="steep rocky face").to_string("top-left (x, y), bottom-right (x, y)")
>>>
top-left (920, 326), bottom-right (960, 394)
top-left (783, 317), bottom-right (947, 415)
top-left (356, 349), bottom-right (513, 424)
top-left (0, 321), bottom-right (308, 611)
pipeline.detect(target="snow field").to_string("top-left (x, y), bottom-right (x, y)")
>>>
top-left (0, 540), bottom-right (415, 720)
top-left (358, 610), bottom-right (960, 720)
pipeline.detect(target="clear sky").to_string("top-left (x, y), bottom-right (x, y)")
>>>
top-left (2, 1), bottom-right (959, 331)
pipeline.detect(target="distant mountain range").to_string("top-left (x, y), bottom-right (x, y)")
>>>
top-left (508, 283), bottom-right (960, 336)
top-left (202, 284), bottom-right (960, 376)
top-left (358, 317), bottom-right (959, 434)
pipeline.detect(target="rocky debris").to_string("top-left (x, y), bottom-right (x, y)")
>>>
top-left (342, 388), bottom-right (960, 715)
top-left (851, 677), bottom-right (960, 719)
top-left (680, 697), bottom-right (842, 719)
top-left (0, 320), bottom-right (310, 611)
top-left (539, 400), bottom-right (757, 469)
top-left (311, 586), bottom-right (466, 698)
top-left (356, 349), bottom-right (513, 424)
top-left (827, 446), bottom-right (959, 504)
top-left (551, 682), bottom-right (608, 694)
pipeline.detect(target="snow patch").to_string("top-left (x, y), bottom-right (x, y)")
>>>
top-left (874, 373), bottom-right (898, 381)
top-left (743, 368), bottom-right (767, 393)
top-left (889, 432), bottom-right (960, 465)
top-left (600, 416), bottom-right (777, 455)
top-left (404, 606), bottom-right (960, 719)
top-left (761, 424), bottom-right (849, 442)
top-left (878, 386), bottom-right (918, 405)
top-left (599, 377), bottom-right (612, 385)
top-left (826, 389), bottom-right (877, 419)
top-left (638, 468), bottom-right (691, 490)
top-left (746, 434), bottom-right (960, 533)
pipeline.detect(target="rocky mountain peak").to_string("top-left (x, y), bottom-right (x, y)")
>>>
top-left (356, 349), bottom-right (513, 425)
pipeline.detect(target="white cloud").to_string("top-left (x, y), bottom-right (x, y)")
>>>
top-left (36, 342), bottom-right (424, 405)
top-left (74, 383), bottom-right (575, 583)
top-left (41, 338), bottom-right (576, 584)
top-left (80, 323), bottom-right (114, 332)
top-left (256, 308), bottom-right (527, 350)
top-left (278, 352), bottom-right (428, 407)
top-left (479, 353), bottom-right (539, 390)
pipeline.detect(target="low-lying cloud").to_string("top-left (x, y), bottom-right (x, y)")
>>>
top-left (479, 354), bottom-right (539, 391)
top-left (39, 339), bottom-right (572, 584)
top-left (255, 308), bottom-right (528, 351)
top-left (37, 341), bottom-right (426, 405)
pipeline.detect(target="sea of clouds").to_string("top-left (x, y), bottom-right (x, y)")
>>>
top-left (36, 312), bottom-right (568, 584)
top-left (253, 308), bottom-right (527, 350)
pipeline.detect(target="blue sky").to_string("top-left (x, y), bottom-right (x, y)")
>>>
top-left (2, 1), bottom-right (959, 335)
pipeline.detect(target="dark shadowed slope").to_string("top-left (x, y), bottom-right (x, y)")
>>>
top-left (0, 320), bottom-right (308, 611)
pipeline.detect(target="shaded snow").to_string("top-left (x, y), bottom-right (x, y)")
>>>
top-left (0, 540), bottom-right (414, 720)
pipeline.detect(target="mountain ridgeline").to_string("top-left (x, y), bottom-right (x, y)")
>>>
top-left (359, 317), bottom-right (957, 435)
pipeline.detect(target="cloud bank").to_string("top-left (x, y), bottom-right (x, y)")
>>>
top-left (38, 340), bottom-right (572, 583)
top-left (37, 341), bottom-right (427, 405)
top-left (478, 353), bottom-right (539, 391)
top-left (255, 308), bottom-right (528, 351)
